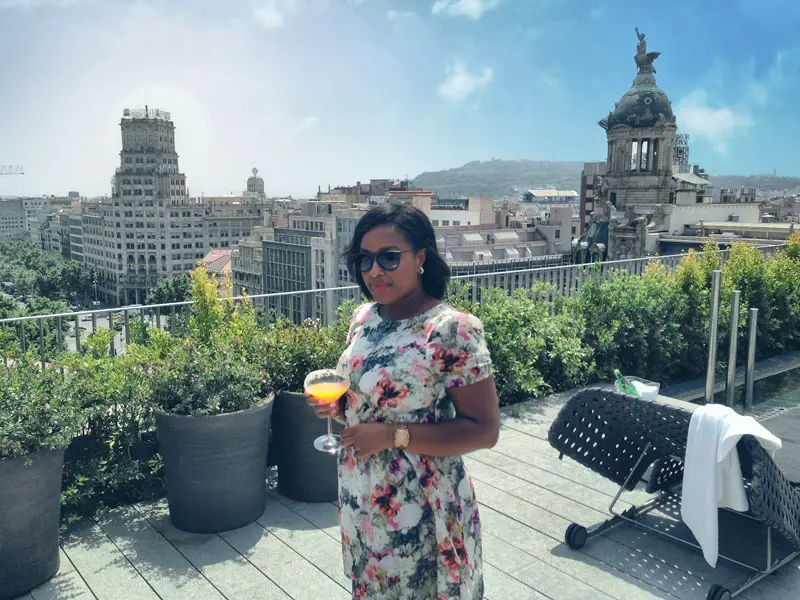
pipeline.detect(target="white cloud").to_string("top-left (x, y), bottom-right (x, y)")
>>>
top-left (251, 0), bottom-right (298, 30)
top-left (293, 116), bottom-right (320, 133)
top-left (437, 59), bottom-right (493, 103)
top-left (675, 90), bottom-right (753, 154)
top-left (431, 0), bottom-right (501, 20)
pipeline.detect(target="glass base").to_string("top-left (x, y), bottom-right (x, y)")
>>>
top-left (314, 433), bottom-right (341, 454)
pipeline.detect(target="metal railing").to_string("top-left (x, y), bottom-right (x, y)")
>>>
top-left (0, 243), bottom-right (786, 370)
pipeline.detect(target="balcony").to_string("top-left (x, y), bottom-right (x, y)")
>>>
top-left (2, 240), bottom-right (799, 600)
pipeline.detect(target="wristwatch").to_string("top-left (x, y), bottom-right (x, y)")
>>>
top-left (393, 424), bottom-right (410, 450)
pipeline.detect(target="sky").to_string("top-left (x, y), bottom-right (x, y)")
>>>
top-left (1, 0), bottom-right (799, 198)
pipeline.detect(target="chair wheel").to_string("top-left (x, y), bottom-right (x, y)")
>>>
top-left (565, 523), bottom-right (588, 550)
top-left (707, 584), bottom-right (731, 600)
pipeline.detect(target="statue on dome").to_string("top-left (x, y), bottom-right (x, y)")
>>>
top-left (634, 27), bottom-right (661, 73)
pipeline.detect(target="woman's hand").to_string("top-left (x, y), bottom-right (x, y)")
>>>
top-left (340, 423), bottom-right (394, 459)
top-left (306, 390), bottom-right (354, 421)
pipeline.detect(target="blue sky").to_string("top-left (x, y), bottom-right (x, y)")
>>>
top-left (0, 0), bottom-right (798, 197)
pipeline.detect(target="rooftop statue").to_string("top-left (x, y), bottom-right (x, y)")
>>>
top-left (635, 27), bottom-right (661, 74)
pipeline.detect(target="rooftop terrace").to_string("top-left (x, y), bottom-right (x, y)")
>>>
top-left (16, 392), bottom-right (799, 600)
top-left (5, 239), bottom-right (800, 600)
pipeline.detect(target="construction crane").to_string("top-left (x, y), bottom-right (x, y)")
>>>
top-left (0, 165), bottom-right (24, 176)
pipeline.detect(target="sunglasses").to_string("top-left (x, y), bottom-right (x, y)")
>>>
top-left (353, 250), bottom-right (412, 273)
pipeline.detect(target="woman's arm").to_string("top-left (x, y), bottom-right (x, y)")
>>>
top-left (405, 377), bottom-right (501, 455)
top-left (340, 377), bottom-right (500, 459)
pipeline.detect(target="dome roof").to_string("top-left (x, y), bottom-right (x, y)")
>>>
top-left (600, 30), bottom-right (676, 130)
top-left (604, 82), bottom-right (674, 129)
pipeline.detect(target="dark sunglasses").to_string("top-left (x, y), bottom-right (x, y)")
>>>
top-left (354, 250), bottom-right (412, 273)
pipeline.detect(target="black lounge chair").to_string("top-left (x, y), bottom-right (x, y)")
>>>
top-left (547, 387), bottom-right (800, 600)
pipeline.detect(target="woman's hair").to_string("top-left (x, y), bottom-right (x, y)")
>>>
top-left (344, 203), bottom-right (451, 300)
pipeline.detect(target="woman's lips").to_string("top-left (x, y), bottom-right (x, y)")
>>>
top-left (370, 282), bottom-right (390, 293)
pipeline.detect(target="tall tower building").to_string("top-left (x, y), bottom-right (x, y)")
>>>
top-left (104, 107), bottom-right (188, 304)
top-left (75, 108), bottom-right (268, 306)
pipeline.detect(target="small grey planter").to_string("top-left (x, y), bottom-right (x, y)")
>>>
top-left (155, 397), bottom-right (274, 533)
top-left (273, 391), bottom-right (342, 503)
top-left (0, 448), bottom-right (65, 600)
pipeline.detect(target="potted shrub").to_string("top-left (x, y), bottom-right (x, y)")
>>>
top-left (0, 356), bottom-right (83, 599)
top-left (150, 267), bottom-right (274, 533)
top-left (59, 328), bottom-right (173, 529)
top-left (262, 308), bottom-right (350, 502)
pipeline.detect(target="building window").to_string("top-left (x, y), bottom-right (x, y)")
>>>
top-left (431, 220), bottom-right (439, 226)
top-left (555, 230), bottom-right (561, 239)
top-left (640, 139), bottom-right (650, 171)
top-left (442, 220), bottom-right (449, 226)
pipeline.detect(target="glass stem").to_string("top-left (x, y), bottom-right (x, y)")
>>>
top-left (327, 416), bottom-right (333, 439)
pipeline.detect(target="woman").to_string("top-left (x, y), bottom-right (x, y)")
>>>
top-left (309, 203), bottom-right (501, 599)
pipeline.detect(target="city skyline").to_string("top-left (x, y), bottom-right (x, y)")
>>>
top-left (1, 0), bottom-right (798, 198)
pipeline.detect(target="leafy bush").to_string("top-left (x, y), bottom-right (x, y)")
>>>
top-left (149, 266), bottom-right (270, 416)
top-left (673, 250), bottom-right (710, 380)
top-left (150, 341), bottom-right (268, 416)
top-left (0, 355), bottom-right (83, 460)
top-left (450, 284), bottom-right (593, 405)
top-left (58, 332), bottom-right (172, 528)
top-left (567, 262), bottom-right (689, 385)
top-left (260, 301), bottom-right (353, 393)
top-left (767, 253), bottom-right (800, 352)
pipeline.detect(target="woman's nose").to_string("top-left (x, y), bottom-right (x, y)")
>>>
top-left (366, 261), bottom-right (385, 276)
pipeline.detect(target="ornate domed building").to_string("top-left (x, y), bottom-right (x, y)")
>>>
top-left (599, 27), bottom-right (678, 210)
top-left (574, 29), bottom-right (755, 265)
top-left (574, 29), bottom-right (684, 263)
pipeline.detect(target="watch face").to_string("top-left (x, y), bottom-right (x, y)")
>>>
top-left (395, 427), bottom-right (410, 448)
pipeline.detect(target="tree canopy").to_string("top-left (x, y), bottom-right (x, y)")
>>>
top-left (0, 238), bottom-right (93, 299)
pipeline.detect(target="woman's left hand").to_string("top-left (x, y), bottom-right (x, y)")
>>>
top-left (340, 423), bottom-right (394, 459)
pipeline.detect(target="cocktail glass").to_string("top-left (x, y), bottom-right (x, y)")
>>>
top-left (305, 369), bottom-right (349, 454)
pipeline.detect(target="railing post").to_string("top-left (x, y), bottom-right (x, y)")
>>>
top-left (726, 290), bottom-right (741, 408)
top-left (745, 308), bottom-right (758, 413)
top-left (74, 315), bottom-right (80, 354)
top-left (705, 269), bottom-right (722, 404)
top-left (39, 318), bottom-right (46, 371)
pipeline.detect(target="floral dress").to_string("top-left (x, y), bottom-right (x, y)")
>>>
top-left (336, 302), bottom-right (494, 600)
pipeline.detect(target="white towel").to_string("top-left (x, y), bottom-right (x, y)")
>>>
top-left (681, 404), bottom-right (782, 567)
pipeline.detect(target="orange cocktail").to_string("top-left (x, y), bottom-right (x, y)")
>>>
top-left (304, 369), bottom-right (349, 453)
top-left (307, 380), bottom-right (349, 405)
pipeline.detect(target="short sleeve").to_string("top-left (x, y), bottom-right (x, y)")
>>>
top-left (344, 303), bottom-right (371, 345)
top-left (337, 303), bottom-right (371, 375)
top-left (436, 312), bottom-right (493, 389)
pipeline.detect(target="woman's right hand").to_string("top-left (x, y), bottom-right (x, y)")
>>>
top-left (305, 390), bottom-right (350, 420)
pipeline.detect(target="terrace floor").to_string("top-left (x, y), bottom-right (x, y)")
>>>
top-left (17, 392), bottom-right (800, 600)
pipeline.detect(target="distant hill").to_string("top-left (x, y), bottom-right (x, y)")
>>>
top-left (709, 175), bottom-right (800, 194)
top-left (414, 160), bottom-right (585, 199)
top-left (414, 160), bottom-right (800, 199)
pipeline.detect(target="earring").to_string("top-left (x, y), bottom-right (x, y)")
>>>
top-left (418, 266), bottom-right (425, 275)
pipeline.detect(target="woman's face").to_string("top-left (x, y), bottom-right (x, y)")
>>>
top-left (358, 225), bottom-right (425, 305)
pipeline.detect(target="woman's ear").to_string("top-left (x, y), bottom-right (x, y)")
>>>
top-left (415, 248), bottom-right (427, 270)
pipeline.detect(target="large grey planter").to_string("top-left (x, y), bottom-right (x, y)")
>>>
top-left (155, 397), bottom-right (274, 533)
top-left (0, 448), bottom-right (65, 600)
top-left (272, 391), bottom-right (342, 502)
